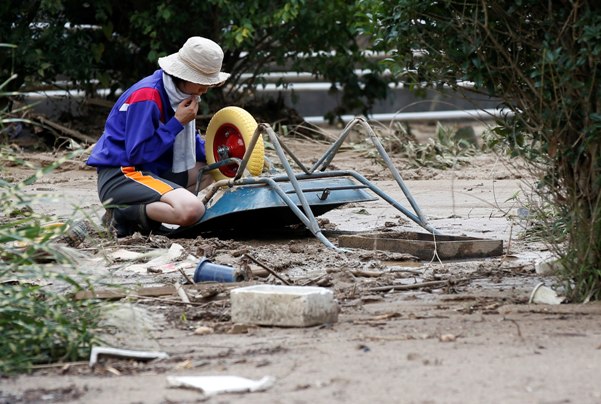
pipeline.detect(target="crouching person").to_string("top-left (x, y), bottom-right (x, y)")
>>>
top-left (86, 37), bottom-right (228, 236)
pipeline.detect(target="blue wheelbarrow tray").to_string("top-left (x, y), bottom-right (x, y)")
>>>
top-left (167, 177), bottom-right (376, 238)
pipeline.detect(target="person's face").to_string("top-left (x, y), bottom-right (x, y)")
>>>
top-left (178, 81), bottom-right (212, 96)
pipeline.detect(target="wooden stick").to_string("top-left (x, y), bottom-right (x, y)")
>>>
top-left (30, 361), bottom-right (89, 370)
top-left (387, 267), bottom-right (423, 275)
top-left (243, 254), bottom-right (290, 285)
top-left (132, 296), bottom-right (212, 306)
top-left (367, 278), bottom-right (471, 292)
top-left (349, 269), bottom-right (384, 278)
top-left (73, 282), bottom-right (254, 300)
top-left (178, 267), bottom-right (195, 285)
top-left (174, 282), bottom-right (191, 305)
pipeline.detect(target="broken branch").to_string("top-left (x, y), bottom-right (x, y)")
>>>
top-left (243, 254), bottom-right (290, 285)
top-left (34, 115), bottom-right (97, 144)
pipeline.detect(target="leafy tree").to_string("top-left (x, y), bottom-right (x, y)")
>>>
top-left (362, 0), bottom-right (601, 301)
top-left (0, 0), bottom-right (133, 95)
top-left (0, 0), bottom-right (392, 121)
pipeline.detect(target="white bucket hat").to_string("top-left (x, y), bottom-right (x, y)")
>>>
top-left (158, 37), bottom-right (230, 86)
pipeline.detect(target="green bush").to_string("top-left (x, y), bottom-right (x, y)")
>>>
top-left (363, 0), bottom-right (601, 301)
top-left (0, 149), bottom-right (101, 375)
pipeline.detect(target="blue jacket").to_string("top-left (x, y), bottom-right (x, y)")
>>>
top-left (86, 69), bottom-right (206, 174)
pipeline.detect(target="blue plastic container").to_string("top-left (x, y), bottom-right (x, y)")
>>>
top-left (193, 258), bottom-right (243, 283)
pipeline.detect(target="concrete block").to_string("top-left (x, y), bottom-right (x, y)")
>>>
top-left (230, 285), bottom-right (338, 327)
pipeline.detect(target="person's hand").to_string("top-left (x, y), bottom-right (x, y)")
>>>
top-left (174, 96), bottom-right (198, 125)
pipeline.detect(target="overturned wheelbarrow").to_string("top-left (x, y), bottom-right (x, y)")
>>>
top-left (167, 106), bottom-right (439, 250)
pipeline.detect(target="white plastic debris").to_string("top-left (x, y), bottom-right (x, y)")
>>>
top-left (529, 282), bottom-right (566, 305)
top-left (118, 243), bottom-right (194, 274)
top-left (516, 207), bottom-right (530, 219)
top-left (108, 249), bottom-right (148, 261)
top-left (89, 346), bottom-right (169, 367)
top-left (166, 375), bottom-right (275, 396)
top-left (151, 259), bottom-right (197, 273)
top-left (535, 256), bottom-right (562, 276)
top-left (230, 285), bottom-right (339, 327)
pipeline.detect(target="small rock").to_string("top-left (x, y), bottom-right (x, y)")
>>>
top-left (193, 326), bottom-right (214, 336)
top-left (228, 323), bottom-right (251, 334)
top-left (289, 243), bottom-right (304, 253)
top-left (439, 334), bottom-right (457, 342)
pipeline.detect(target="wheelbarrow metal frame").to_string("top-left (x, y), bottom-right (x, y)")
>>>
top-left (196, 116), bottom-right (438, 250)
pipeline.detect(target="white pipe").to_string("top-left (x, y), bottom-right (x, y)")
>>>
top-left (303, 108), bottom-right (514, 124)
top-left (244, 80), bottom-right (476, 91)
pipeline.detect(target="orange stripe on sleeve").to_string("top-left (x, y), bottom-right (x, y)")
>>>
top-left (121, 167), bottom-right (174, 195)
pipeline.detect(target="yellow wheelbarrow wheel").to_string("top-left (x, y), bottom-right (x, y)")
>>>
top-left (205, 106), bottom-right (265, 181)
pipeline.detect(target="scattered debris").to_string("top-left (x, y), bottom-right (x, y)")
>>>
top-left (347, 268), bottom-right (386, 278)
top-left (298, 273), bottom-right (333, 287)
top-left (166, 375), bottom-right (275, 396)
top-left (193, 326), bottom-right (214, 336)
top-left (58, 220), bottom-right (91, 247)
top-left (529, 282), bottom-right (566, 305)
top-left (89, 347), bottom-right (169, 367)
top-left (174, 282), bottom-right (191, 305)
top-left (439, 334), bottom-right (458, 342)
top-left (148, 260), bottom-right (197, 274)
top-left (74, 282), bottom-right (244, 301)
top-left (516, 207), bottom-right (530, 219)
top-left (534, 256), bottom-right (562, 276)
top-left (117, 243), bottom-right (193, 274)
top-left (227, 323), bottom-right (253, 334)
top-left (338, 231), bottom-right (503, 260)
top-left (243, 254), bottom-right (291, 285)
top-left (371, 312), bottom-right (401, 321)
top-left (107, 249), bottom-right (154, 262)
top-left (366, 278), bottom-right (471, 293)
top-left (194, 258), bottom-right (245, 282)
top-left (178, 267), bottom-right (195, 284)
top-left (353, 312), bottom-right (400, 325)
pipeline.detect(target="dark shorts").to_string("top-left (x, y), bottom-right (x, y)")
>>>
top-left (97, 166), bottom-right (188, 206)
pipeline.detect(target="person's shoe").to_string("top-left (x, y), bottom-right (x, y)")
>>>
top-left (101, 208), bottom-right (135, 238)
top-left (102, 205), bottom-right (161, 237)
top-left (135, 205), bottom-right (160, 234)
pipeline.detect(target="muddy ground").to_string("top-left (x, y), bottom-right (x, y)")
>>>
top-left (2, 121), bottom-right (601, 404)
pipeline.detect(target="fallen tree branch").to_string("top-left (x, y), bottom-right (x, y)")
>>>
top-left (33, 115), bottom-right (97, 145)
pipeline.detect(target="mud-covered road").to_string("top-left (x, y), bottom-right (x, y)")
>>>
top-left (2, 129), bottom-right (601, 404)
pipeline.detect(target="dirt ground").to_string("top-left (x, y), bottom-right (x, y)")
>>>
top-left (2, 121), bottom-right (601, 404)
